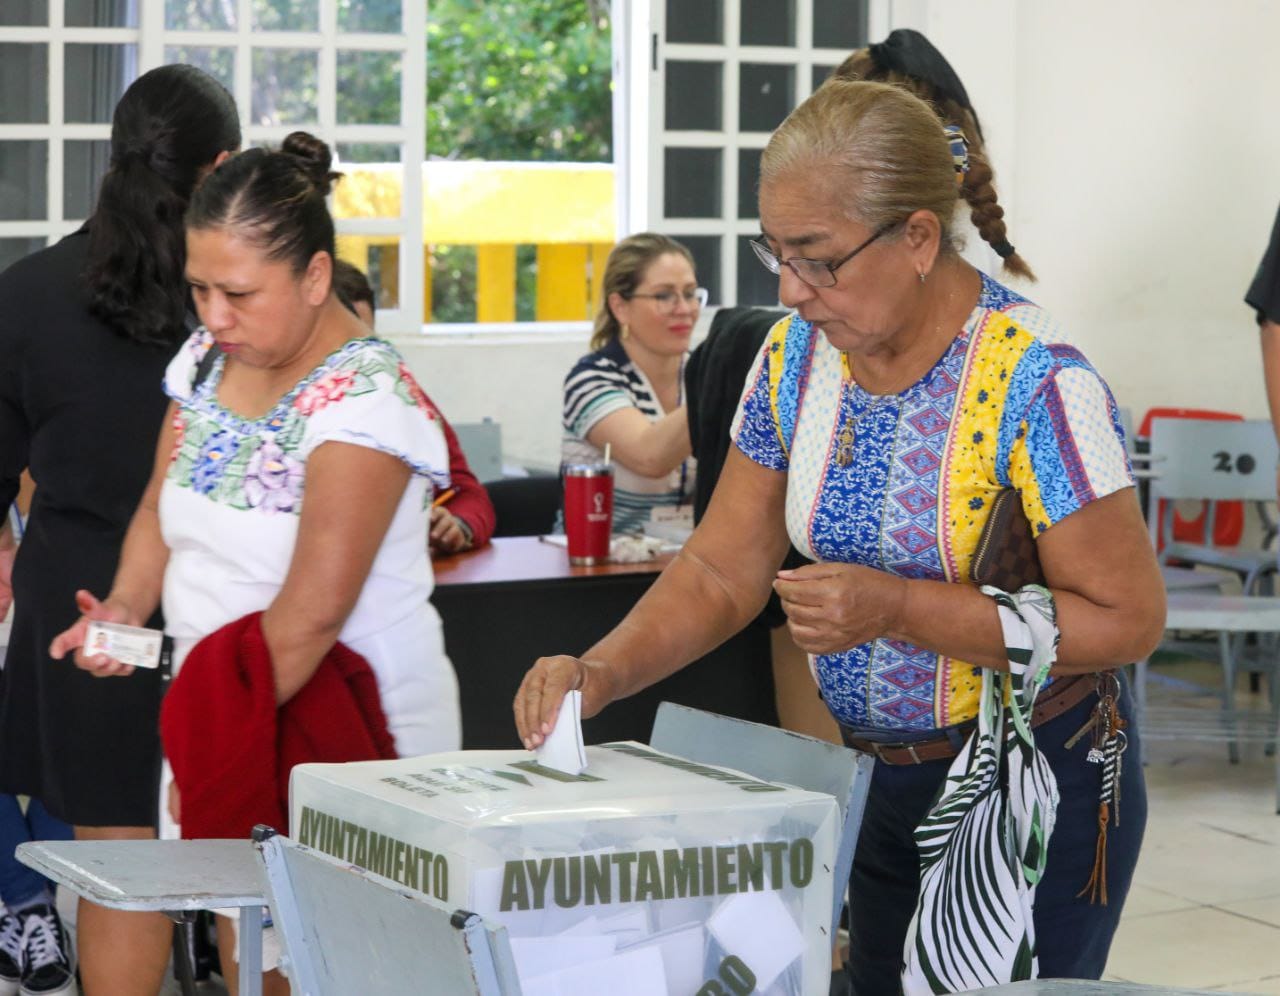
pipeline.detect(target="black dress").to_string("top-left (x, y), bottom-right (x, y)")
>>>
top-left (0, 230), bottom-right (175, 827)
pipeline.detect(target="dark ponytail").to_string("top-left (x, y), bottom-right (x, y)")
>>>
top-left (85, 64), bottom-right (239, 347)
top-left (186, 131), bottom-right (341, 273)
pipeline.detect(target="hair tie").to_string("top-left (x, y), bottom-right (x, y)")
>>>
top-left (991, 239), bottom-right (1016, 259)
top-left (943, 124), bottom-right (969, 185)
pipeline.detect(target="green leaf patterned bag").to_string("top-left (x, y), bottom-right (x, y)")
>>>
top-left (902, 585), bottom-right (1061, 994)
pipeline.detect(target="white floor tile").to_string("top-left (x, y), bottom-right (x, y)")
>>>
top-left (1106, 906), bottom-right (1280, 989)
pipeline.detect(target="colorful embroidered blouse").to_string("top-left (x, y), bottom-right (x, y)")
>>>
top-left (730, 274), bottom-right (1133, 733)
top-left (159, 328), bottom-right (451, 647)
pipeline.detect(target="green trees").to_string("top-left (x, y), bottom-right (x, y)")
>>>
top-left (426, 0), bottom-right (611, 163)
top-left (426, 0), bottom-right (612, 321)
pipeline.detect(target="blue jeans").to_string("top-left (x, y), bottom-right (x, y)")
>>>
top-left (0, 795), bottom-right (72, 908)
top-left (845, 677), bottom-right (1147, 995)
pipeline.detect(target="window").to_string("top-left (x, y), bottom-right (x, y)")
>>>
top-left (635, 0), bottom-right (879, 307)
top-left (0, 1), bottom-right (426, 332)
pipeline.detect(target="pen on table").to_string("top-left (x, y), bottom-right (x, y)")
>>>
top-left (432, 488), bottom-right (456, 508)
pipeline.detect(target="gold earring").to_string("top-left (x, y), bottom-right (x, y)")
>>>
top-left (621, 324), bottom-right (630, 340)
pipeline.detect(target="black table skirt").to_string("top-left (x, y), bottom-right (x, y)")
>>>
top-left (434, 574), bottom-right (778, 750)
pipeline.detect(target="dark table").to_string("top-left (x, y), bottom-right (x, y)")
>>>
top-left (432, 537), bottom-right (777, 749)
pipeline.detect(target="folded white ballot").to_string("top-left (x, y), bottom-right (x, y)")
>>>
top-left (521, 944), bottom-right (667, 996)
top-left (535, 689), bottom-right (587, 776)
top-left (708, 890), bottom-right (807, 990)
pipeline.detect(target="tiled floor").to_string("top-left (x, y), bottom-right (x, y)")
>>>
top-left (1103, 655), bottom-right (1280, 994)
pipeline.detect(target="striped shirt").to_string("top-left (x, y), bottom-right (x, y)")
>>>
top-left (561, 337), bottom-right (694, 534)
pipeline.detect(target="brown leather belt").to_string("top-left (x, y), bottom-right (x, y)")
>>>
top-left (842, 671), bottom-right (1106, 765)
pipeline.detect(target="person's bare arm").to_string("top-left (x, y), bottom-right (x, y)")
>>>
top-left (261, 442), bottom-right (410, 703)
top-left (514, 447), bottom-right (789, 747)
top-left (585, 406), bottom-right (690, 478)
top-left (1260, 320), bottom-right (1280, 497)
top-left (776, 488), bottom-right (1166, 674)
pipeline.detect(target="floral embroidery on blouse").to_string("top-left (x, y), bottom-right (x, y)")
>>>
top-left (165, 336), bottom-right (444, 514)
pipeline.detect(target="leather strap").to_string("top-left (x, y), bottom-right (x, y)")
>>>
top-left (842, 671), bottom-right (1109, 765)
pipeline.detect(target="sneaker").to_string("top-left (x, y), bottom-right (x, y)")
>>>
top-left (17, 905), bottom-right (74, 996)
top-left (0, 912), bottom-right (21, 996)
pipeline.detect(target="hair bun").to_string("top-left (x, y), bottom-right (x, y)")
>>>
top-left (281, 130), bottom-right (342, 196)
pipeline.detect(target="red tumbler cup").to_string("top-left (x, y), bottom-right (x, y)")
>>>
top-left (563, 463), bottom-right (614, 565)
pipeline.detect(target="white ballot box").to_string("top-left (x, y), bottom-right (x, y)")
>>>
top-left (291, 743), bottom-right (838, 995)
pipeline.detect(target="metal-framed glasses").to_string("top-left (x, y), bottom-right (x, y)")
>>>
top-left (626, 287), bottom-right (709, 313)
top-left (749, 224), bottom-right (895, 288)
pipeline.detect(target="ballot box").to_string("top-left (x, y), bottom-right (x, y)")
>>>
top-left (290, 742), bottom-right (838, 995)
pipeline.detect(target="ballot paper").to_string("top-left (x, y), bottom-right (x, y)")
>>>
top-left (708, 890), bottom-right (806, 990)
top-left (535, 689), bottom-right (587, 776)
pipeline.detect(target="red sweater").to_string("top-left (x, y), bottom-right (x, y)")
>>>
top-left (436, 408), bottom-right (496, 549)
top-left (159, 612), bottom-right (397, 840)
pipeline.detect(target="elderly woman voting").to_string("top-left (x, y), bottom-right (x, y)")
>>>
top-left (516, 81), bottom-right (1164, 993)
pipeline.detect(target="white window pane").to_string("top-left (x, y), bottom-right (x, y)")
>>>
top-left (166, 0), bottom-right (235, 30)
top-left (666, 0), bottom-right (721, 44)
top-left (66, 0), bottom-right (137, 27)
top-left (165, 46), bottom-right (235, 95)
top-left (665, 62), bottom-right (722, 131)
top-left (740, 0), bottom-right (795, 46)
top-left (0, 45), bottom-right (48, 124)
top-left (338, 0), bottom-right (400, 34)
top-left (0, 142), bottom-right (48, 221)
top-left (336, 50), bottom-right (400, 125)
top-left (253, 0), bottom-right (317, 32)
top-left (64, 140), bottom-right (112, 221)
top-left (251, 48), bottom-right (319, 126)
top-left (813, 0), bottom-right (867, 49)
top-left (0, 1), bottom-right (46, 26)
top-left (65, 44), bottom-right (137, 124)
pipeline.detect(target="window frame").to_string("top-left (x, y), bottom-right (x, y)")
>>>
top-left (0, 0), bottom-right (428, 333)
top-left (633, 0), bottom-right (890, 308)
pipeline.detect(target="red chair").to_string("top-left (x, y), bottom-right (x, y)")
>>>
top-left (1138, 407), bottom-right (1245, 552)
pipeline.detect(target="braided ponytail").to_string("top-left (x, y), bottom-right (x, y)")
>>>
top-left (832, 38), bottom-right (1036, 281)
top-left (961, 144), bottom-right (1035, 281)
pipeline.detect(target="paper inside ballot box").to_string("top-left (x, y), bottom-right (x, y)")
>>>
top-left (289, 742), bottom-right (837, 995)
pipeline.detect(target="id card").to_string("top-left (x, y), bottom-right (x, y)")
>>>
top-left (647, 505), bottom-right (694, 529)
top-left (83, 620), bottom-right (165, 670)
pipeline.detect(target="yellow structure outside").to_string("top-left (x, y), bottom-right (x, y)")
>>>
top-left (333, 161), bottom-right (616, 324)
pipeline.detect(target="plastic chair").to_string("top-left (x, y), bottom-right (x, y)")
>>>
top-left (1147, 417), bottom-right (1279, 594)
top-left (1137, 418), bottom-right (1280, 773)
top-left (453, 419), bottom-right (504, 484)
top-left (485, 475), bottom-right (562, 537)
top-left (254, 827), bottom-right (522, 995)
top-left (649, 702), bottom-right (873, 941)
top-left (1139, 408), bottom-right (1247, 552)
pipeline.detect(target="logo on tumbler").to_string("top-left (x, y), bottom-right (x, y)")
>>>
top-left (593, 493), bottom-right (605, 514)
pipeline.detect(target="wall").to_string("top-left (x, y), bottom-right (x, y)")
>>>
top-left (894, 0), bottom-right (1280, 426)
top-left (399, 0), bottom-right (1280, 471)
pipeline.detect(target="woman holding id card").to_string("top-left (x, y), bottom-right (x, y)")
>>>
top-left (51, 131), bottom-right (461, 995)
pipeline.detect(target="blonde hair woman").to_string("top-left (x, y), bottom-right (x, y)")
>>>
top-left (561, 233), bottom-right (705, 533)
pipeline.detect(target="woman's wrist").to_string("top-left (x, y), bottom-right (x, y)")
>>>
top-left (579, 657), bottom-right (620, 719)
top-left (101, 590), bottom-right (149, 628)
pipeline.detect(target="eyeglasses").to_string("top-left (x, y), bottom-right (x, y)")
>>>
top-left (626, 287), bottom-right (709, 313)
top-left (749, 224), bottom-right (895, 288)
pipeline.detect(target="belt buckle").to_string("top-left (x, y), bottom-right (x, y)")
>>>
top-left (873, 741), bottom-right (923, 764)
